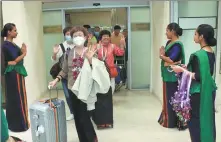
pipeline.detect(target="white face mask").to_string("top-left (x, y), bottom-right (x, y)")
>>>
top-left (73, 36), bottom-right (85, 46)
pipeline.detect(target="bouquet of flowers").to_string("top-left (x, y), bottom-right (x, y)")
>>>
top-left (170, 70), bottom-right (192, 122)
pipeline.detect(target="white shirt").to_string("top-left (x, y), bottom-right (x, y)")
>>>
top-left (51, 41), bottom-right (74, 63)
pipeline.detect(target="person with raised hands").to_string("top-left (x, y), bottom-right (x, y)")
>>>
top-left (90, 29), bottom-right (125, 129)
top-left (48, 26), bottom-right (99, 142)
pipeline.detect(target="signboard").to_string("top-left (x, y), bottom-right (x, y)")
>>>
top-left (131, 23), bottom-right (150, 31)
top-left (43, 25), bottom-right (62, 33)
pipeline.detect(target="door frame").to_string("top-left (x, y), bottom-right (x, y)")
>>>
top-left (42, 4), bottom-right (150, 90)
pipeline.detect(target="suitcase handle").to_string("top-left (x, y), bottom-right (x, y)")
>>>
top-left (48, 85), bottom-right (59, 107)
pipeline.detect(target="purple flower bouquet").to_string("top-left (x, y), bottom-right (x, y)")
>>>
top-left (170, 70), bottom-right (192, 122)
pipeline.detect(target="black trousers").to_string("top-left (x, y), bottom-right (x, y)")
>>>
top-left (68, 90), bottom-right (97, 142)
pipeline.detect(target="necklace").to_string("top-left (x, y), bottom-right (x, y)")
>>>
top-left (201, 45), bottom-right (208, 49)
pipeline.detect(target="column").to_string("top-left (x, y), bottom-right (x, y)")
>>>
top-left (150, 1), bottom-right (170, 102)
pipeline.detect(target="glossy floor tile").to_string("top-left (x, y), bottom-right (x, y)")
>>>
top-left (9, 89), bottom-right (221, 142)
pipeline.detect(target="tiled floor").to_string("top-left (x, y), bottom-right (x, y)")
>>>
top-left (9, 89), bottom-right (221, 142)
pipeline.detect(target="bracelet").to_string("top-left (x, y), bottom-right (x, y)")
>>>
top-left (56, 76), bottom-right (61, 82)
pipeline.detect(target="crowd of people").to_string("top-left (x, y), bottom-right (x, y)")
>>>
top-left (1, 21), bottom-right (217, 142)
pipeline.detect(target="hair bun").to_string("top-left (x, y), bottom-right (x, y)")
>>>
top-left (208, 37), bottom-right (217, 46)
top-left (1, 29), bottom-right (7, 37)
top-left (177, 28), bottom-right (183, 36)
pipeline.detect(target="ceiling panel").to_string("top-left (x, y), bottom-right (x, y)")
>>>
top-left (42, 0), bottom-right (149, 10)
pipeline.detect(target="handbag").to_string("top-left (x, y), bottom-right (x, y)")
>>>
top-left (109, 65), bottom-right (118, 78)
top-left (50, 43), bottom-right (65, 79)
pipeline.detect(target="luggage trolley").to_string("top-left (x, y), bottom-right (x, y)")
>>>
top-left (114, 55), bottom-right (127, 92)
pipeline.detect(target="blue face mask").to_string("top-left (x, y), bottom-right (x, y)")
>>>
top-left (65, 35), bottom-right (72, 41)
top-left (94, 32), bottom-right (99, 37)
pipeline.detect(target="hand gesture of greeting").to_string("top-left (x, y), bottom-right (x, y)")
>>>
top-left (53, 44), bottom-right (60, 54)
top-left (160, 46), bottom-right (165, 55)
top-left (85, 46), bottom-right (97, 63)
top-left (120, 36), bottom-right (126, 48)
top-left (21, 43), bottom-right (27, 55)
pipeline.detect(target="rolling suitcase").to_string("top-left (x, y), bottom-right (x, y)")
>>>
top-left (29, 87), bottom-right (67, 142)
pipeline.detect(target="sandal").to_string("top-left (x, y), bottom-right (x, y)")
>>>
top-left (97, 124), bottom-right (113, 129)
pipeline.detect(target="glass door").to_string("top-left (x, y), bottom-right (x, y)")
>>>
top-left (129, 7), bottom-right (151, 89)
top-left (43, 10), bottom-right (64, 89)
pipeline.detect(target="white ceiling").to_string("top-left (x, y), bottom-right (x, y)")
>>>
top-left (42, 0), bottom-right (149, 10)
top-left (42, 0), bottom-right (147, 2)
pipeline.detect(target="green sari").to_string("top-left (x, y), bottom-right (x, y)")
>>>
top-left (1, 107), bottom-right (9, 142)
top-left (161, 41), bottom-right (185, 82)
top-left (188, 50), bottom-right (217, 142)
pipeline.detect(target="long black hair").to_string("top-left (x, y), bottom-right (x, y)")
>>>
top-left (196, 24), bottom-right (217, 46)
top-left (167, 22), bottom-right (183, 37)
top-left (1, 23), bottom-right (16, 37)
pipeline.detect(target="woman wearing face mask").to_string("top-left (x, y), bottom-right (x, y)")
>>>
top-left (171, 24), bottom-right (217, 142)
top-left (158, 23), bottom-right (186, 130)
top-left (49, 26), bottom-right (98, 142)
top-left (91, 30), bottom-right (125, 129)
top-left (1, 23), bottom-right (29, 132)
top-left (51, 26), bottom-right (75, 121)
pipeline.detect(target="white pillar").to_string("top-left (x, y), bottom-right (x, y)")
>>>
top-left (2, 1), bottom-right (47, 104)
top-left (169, 1), bottom-right (178, 23)
top-left (150, 1), bottom-right (170, 102)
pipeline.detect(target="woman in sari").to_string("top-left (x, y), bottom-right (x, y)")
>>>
top-left (91, 30), bottom-right (125, 129)
top-left (1, 23), bottom-right (29, 132)
top-left (158, 23), bottom-right (186, 130)
top-left (171, 24), bottom-right (216, 142)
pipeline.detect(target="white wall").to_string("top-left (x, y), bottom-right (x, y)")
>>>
top-left (150, 1), bottom-right (170, 102)
top-left (2, 1), bottom-right (47, 105)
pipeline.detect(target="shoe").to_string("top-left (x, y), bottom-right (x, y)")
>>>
top-left (66, 114), bottom-right (74, 121)
top-left (97, 124), bottom-right (113, 130)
